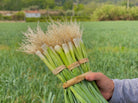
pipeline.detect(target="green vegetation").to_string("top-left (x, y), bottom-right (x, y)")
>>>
top-left (0, 0), bottom-right (138, 21)
top-left (0, 11), bottom-right (25, 21)
top-left (92, 5), bottom-right (138, 21)
top-left (0, 21), bottom-right (138, 102)
top-left (0, 0), bottom-right (138, 11)
top-left (12, 11), bottom-right (25, 20)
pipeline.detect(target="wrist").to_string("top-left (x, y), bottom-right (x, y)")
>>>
top-left (107, 80), bottom-right (114, 100)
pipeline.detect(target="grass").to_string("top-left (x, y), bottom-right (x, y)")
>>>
top-left (0, 21), bottom-right (138, 103)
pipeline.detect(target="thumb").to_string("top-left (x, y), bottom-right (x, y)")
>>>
top-left (85, 72), bottom-right (101, 81)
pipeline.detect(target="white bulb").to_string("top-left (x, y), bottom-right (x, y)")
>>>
top-left (54, 45), bottom-right (61, 51)
top-left (35, 51), bottom-right (45, 59)
top-left (68, 41), bottom-right (73, 50)
top-left (41, 44), bottom-right (47, 51)
top-left (62, 43), bottom-right (69, 53)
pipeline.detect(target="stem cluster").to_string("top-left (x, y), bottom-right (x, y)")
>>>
top-left (36, 38), bottom-right (108, 103)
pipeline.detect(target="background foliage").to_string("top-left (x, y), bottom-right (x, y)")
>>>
top-left (0, 0), bottom-right (138, 11)
top-left (0, 0), bottom-right (138, 21)
top-left (92, 5), bottom-right (138, 21)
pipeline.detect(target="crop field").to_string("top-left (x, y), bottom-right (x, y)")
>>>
top-left (0, 21), bottom-right (138, 103)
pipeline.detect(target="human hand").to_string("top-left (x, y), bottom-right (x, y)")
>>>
top-left (85, 72), bottom-right (114, 100)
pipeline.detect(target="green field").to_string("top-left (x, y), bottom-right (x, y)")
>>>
top-left (0, 21), bottom-right (138, 103)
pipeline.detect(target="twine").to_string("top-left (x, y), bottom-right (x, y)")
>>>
top-left (67, 61), bottom-right (80, 71)
top-left (52, 65), bottom-right (66, 75)
top-left (78, 58), bottom-right (89, 64)
top-left (63, 71), bottom-right (91, 89)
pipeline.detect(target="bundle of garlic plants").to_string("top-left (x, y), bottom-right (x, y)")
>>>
top-left (20, 21), bottom-right (108, 103)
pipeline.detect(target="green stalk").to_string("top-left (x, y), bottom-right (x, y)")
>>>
top-left (78, 39), bottom-right (102, 95)
top-left (79, 39), bottom-right (90, 71)
top-left (68, 42), bottom-right (83, 73)
top-left (73, 38), bottom-right (89, 72)
top-left (68, 89), bottom-right (75, 103)
top-left (68, 42), bottom-right (76, 62)
top-left (77, 82), bottom-right (99, 103)
top-left (35, 51), bottom-right (54, 71)
top-left (62, 43), bottom-right (81, 76)
top-left (72, 38), bottom-right (109, 103)
top-left (70, 87), bottom-right (87, 103)
top-left (55, 44), bottom-right (100, 102)
top-left (39, 40), bottom-right (108, 103)
top-left (36, 50), bottom-right (64, 82)
top-left (41, 44), bottom-right (67, 82)
top-left (42, 44), bottom-right (86, 102)
top-left (55, 45), bottom-right (69, 66)
top-left (87, 82), bottom-right (108, 103)
top-left (64, 89), bottom-right (70, 103)
top-left (54, 45), bottom-right (74, 80)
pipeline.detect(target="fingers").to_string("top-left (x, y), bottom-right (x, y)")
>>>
top-left (85, 72), bottom-right (103, 81)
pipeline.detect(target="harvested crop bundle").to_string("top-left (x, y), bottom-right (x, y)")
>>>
top-left (20, 21), bottom-right (108, 103)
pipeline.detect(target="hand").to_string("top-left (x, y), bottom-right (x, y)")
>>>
top-left (85, 72), bottom-right (114, 100)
